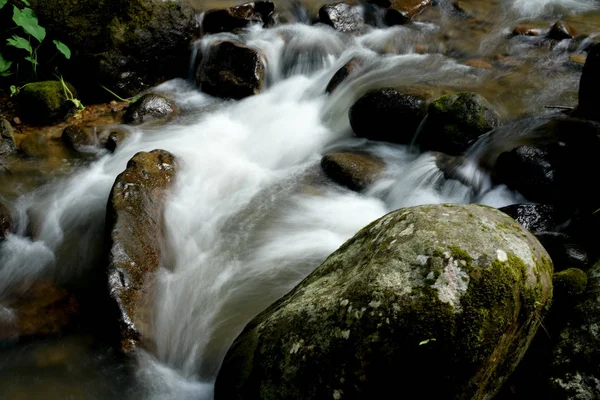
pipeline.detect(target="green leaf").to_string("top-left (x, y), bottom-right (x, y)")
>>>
top-left (419, 338), bottom-right (436, 346)
top-left (7, 35), bottom-right (32, 54)
top-left (24, 56), bottom-right (38, 65)
top-left (53, 40), bottom-right (71, 59)
top-left (0, 0), bottom-right (8, 10)
top-left (12, 6), bottom-right (45, 42)
top-left (0, 53), bottom-right (12, 76)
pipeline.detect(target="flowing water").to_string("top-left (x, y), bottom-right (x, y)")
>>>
top-left (1, 0), bottom-right (599, 398)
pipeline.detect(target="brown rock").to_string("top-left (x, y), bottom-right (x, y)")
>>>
top-left (326, 56), bottom-right (365, 94)
top-left (106, 149), bottom-right (177, 351)
top-left (61, 125), bottom-right (99, 152)
top-left (464, 59), bottom-right (493, 69)
top-left (370, 0), bottom-right (433, 25)
top-left (321, 152), bottom-right (384, 191)
top-left (512, 25), bottom-right (541, 36)
top-left (548, 20), bottom-right (577, 41)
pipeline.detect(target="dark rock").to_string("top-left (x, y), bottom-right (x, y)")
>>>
top-left (202, 2), bottom-right (275, 34)
top-left (499, 204), bottom-right (568, 233)
top-left (535, 232), bottom-right (588, 272)
top-left (512, 25), bottom-right (541, 37)
top-left (17, 81), bottom-right (78, 125)
top-left (417, 92), bottom-right (500, 155)
top-left (123, 94), bottom-right (178, 125)
top-left (61, 125), bottom-right (99, 152)
top-left (548, 262), bottom-right (600, 398)
top-left (547, 20), bottom-right (577, 41)
top-left (318, 2), bottom-right (365, 33)
top-left (106, 150), bottom-right (177, 352)
top-left (215, 204), bottom-right (552, 400)
top-left (19, 132), bottom-right (49, 158)
top-left (0, 119), bottom-right (16, 157)
top-left (0, 201), bottom-right (12, 240)
top-left (578, 42), bottom-right (600, 120)
top-left (106, 130), bottom-right (131, 153)
top-left (326, 57), bottom-right (365, 94)
top-left (30, 0), bottom-right (197, 100)
top-left (368, 0), bottom-right (433, 25)
top-left (349, 88), bottom-right (427, 143)
top-left (553, 268), bottom-right (588, 300)
top-left (321, 152), bottom-right (384, 191)
top-left (197, 41), bottom-right (265, 100)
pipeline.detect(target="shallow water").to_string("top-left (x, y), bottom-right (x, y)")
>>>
top-left (0, 0), bottom-right (599, 398)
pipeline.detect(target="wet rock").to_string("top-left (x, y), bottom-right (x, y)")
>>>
top-left (105, 130), bottom-right (131, 153)
top-left (30, 0), bottom-right (197, 100)
top-left (511, 25), bottom-right (541, 37)
top-left (326, 57), bottom-right (365, 93)
top-left (548, 262), bottom-right (600, 398)
top-left (0, 119), bottom-right (16, 157)
top-left (547, 20), bottom-right (577, 41)
top-left (499, 204), bottom-right (568, 233)
top-left (106, 149), bottom-right (177, 351)
top-left (0, 201), bottom-right (12, 240)
top-left (215, 204), bottom-right (552, 400)
top-left (349, 88), bottom-right (427, 144)
top-left (369, 0), bottom-right (433, 25)
top-left (19, 132), bottom-right (49, 159)
top-left (318, 2), bottom-right (365, 33)
top-left (553, 268), bottom-right (588, 301)
top-left (321, 152), bottom-right (384, 191)
top-left (197, 41), bottom-right (265, 100)
top-left (202, 2), bottom-right (275, 34)
top-left (418, 92), bottom-right (499, 155)
top-left (61, 125), bottom-right (99, 152)
top-left (464, 59), bottom-right (492, 69)
top-left (535, 232), bottom-right (588, 272)
top-left (123, 94), bottom-right (178, 125)
top-left (17, 81), bottom-right (78, 125)
top-left (0, 281), bottom-right (79, 341)
top-left (578, 42), bottom-right (600, 120)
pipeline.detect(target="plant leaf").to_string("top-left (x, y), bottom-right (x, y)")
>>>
top-left (0, 0), bottom-right (8, 10)
top-left (419, 338), bottom-right (436, 346)
top-left (12, 6), bottom-right (46, 42)
top-left (7, 35), bottom-right (32, 53)
top-left (0, 53), bottom-right (12, 76)
top-left (53, 40), bottom-right (71, 59)
top-left (24, 56), bottom-right (38, 65)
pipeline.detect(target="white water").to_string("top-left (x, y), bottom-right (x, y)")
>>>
top-left (1, 0), bottom-right (598, 397)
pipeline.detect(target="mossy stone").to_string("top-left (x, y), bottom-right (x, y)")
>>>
top-left (17, 81), bottom-right (77, 125)
top-left (553, 268), bottom-right (588, 300)
top-left (215, 204), bottom-right (553, 400)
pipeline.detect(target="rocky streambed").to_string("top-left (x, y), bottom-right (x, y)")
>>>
top-left (1, 0), bottom-right (600, 399)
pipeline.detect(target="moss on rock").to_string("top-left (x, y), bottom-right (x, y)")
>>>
top-left (17, 81), bottom-right (77, 125)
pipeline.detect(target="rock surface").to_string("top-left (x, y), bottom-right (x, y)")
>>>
top-left (215, 204), bottom-right (553, 400)
top-left (369, 0), bottom-right (433, 25)
top-left (547, 20), bottom-right (576, 41)
top-left (17, 81), bottom-right (78, 125)
top-left (61, 125), bottom-right (99, 152)
top-left (202, 2), bottom-right (275, 34)
top-left (0, 119), bottom-right (16, 157)
top-left (499, 204), bottom-right (567, 234)
top-left (197, 41), bottom-right (265, 100)
top-left (326, 57), bottom-right (365, 94)
top-left (318, 2), bottom-right (365, 33)
top-left (579, 42), bottom-right (600, 120)
top-left (123, 94), bottom-right (178, 125)
top-left (0, 201), bottom-right (12, 240)
top-left (321, 152), bottom-right (384, 191)
top-left (106, 149), bottom-right (177, 351)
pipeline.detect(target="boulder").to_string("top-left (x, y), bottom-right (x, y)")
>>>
top-left (197, 41), bottom-right (265, 100)
top-left (368, 0), bottom-right (433, 25)
top-left (0, 201), bottom-right (12, 240)
top-left (61, 125), bottom-right (99, 152)
top-left (417, 92), bottom-right (499, 155)
top-left (123, 94), bottom-right (178, 125)
top-left (549, 262), bottom-right (600, 398)
top-left (17, 81), bottom-right (78, 125)
top-left (578, 42), bottom-right (600, 120)
top-left (349, 88), bottom-right (427, 143)
top-left (19, 132), bottom-right (49, 158)
top-left (326, 57), bottom-right (365, 94)
top-left (499, 204), bottom-right (568, 234)
top-left (215, 204), bottom-right (553, 400)
top-left (318, 2), bottom-right (366, 33)
top-left (547, 21), bottom-right (576, 41)
top-left (0, 119), bottom-right (16, 157)
top-left (106, 149), bottom-right (177, 351)
top-left (30, 0), bottom-right (197, 100)
top-left (321, 152), bottom-right (384, 191)
top-left (202, 2), bottom-right (275, 34)
top-left (553, 268), bottom-right (588, 301)
top-left (535, 232), bottom-right (588, 272)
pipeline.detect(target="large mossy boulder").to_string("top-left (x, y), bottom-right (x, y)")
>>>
top-left (349, 88), bottom-right (428, 144)
top-left (417, 92), bottom-right (499, 155)
top-left (196, 41), bottom-right (265, 100)
top-left (29, 0), bottom-right (197, 100)
top-left (17, 81), bottom-right (78, 125)
top-left (106, 149), bottom-right (177, 351)
top-left (215, 204), bottom-right (553, 400)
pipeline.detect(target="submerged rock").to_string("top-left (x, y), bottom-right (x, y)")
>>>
top-left (321, 152), bottom-right (384, 191)
top-left (0, 119), bottom-right (16, 157)
top-left (417, 92), bottom-right (499, 155)
top-left (547, 20), bottom-right (576, 41)
top-left (215, 204), bottom-right (552, 400)
top-left (105, 130), bottom-right (132, 153)
top-left (61, 125), bottom-right (99, 152)
top-left (123, 94), bottom-right (178, 125)
top-left (326, 56), bottom-right (365, 93)
top-left (17, 81), bottom-right (78, 125)
top-left (19, 132), bottom-right (49, 159)
top-left (349, 88), bottom-right (427, 143)
top-left (202, 2), bottom-right (275, 34)
top-left (197, 41), bottom-right (265, 100)
top-left (318, 2), bottom-right (365, 33)
top-left (106, 150), bottom-right (177, 351)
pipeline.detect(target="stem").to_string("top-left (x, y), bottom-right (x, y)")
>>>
top-left (99, 84), bottom-right (131, 102)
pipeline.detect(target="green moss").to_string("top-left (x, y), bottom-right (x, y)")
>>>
top-left (553, 268), bottom-right (588, 299)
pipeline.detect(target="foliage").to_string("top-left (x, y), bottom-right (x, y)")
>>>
top-left (56, 74), bottom-right (84, 116)
top-left (0, 0), bottom-right (71, 79)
